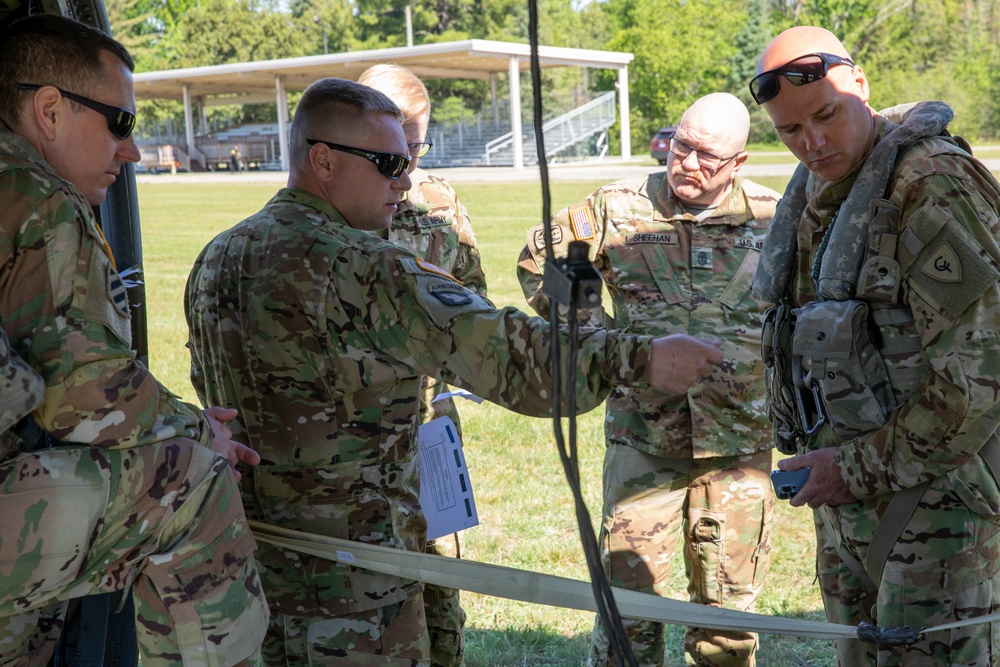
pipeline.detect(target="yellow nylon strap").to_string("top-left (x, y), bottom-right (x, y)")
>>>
top-left (249, 520), bottom-right (857, 641)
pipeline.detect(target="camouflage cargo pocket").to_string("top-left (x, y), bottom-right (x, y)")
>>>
top-left (793, 299), bottom-right (896, 439)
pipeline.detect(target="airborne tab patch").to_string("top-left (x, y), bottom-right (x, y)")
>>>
top-left (429, 282), bottom-right (473, 306)
top-left (569, 206), bottom-right (596, 241)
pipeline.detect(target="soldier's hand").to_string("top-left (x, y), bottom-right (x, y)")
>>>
top-left (204, 406), bottom-right (261, 481)
top-left (778, 448), bottom-right (857, 508)
top-left (649, 334), bottom-right (724, 395)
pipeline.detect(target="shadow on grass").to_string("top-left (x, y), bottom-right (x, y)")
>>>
top-left (464, 615), bottom-right (837, 667)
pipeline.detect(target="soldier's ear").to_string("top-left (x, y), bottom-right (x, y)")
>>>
top-left (309, 142), bottom-right (336, 181)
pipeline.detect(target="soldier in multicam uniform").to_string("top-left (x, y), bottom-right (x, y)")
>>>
top-left (184, 77), bottom-right (726, 667)
top-left (517, 93), bottom-right (780, 667)
top-left (0, 14), bottom-right (267, 667)
top-left (751, 26), bottom-right (1000, 666)
top-left (357, 63), bottom-right (484, 667)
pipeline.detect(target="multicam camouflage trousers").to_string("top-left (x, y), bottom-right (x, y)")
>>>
top-left (816, 477), bottom-right (1000, 666)
top-left (424, 533), bottom-right (466, 667)
top-left (0, 440), bottom-right (268, 666)
top-left (588, 446), bottom-right (773, 667)
top-left (263, 590), bottom-right (431, 666)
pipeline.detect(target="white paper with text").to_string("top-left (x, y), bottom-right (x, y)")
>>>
top-left (418, 416), bottom-right (479, 540)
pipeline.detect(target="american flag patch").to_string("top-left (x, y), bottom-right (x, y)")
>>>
top-left (569, 206), bottom-right (596, 241)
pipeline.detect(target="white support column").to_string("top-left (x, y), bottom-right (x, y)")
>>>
top-left (198, 97), bottom-right (208, 135)
top-left (508, 56), bottom-right (523, 169)
top-left (275, 77), bottom-right (290, 171)
top-left (183, 84), bottom-right (196, 170)
top-left (618, 65), bottom-right (631, 161)
top-left (490, 73), bottom-right (498, 126)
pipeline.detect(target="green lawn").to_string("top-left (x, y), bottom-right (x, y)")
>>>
top-left (137, 174), bottom-right (836, 667)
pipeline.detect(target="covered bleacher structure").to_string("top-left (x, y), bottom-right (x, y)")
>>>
top-left (132, 39), bottom-right (634, 172)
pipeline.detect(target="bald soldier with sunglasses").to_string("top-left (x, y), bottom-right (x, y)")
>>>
top-left (751, 27), bottom-right (1000, 666)
top-left (184, 77), bottom-right (727, 666)
top-left (0, 14), bottom-right (268, 666)
top-left (517, 92), bottom-right (781, 667)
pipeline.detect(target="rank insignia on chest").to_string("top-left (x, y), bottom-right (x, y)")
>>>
top-left (429, 281), bottom-right (473, 306)
top-left (692, 246), bottom-right (714, 269)
top-left (569, 206), bottom-right (596, 241)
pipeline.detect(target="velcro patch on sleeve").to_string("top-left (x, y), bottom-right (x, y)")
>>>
top-left (901, 205), bottom-right (1000, 322)
top-left (398, 257), bottom-right (493, 328)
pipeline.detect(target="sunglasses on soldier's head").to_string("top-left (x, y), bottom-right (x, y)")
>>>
top-left (748, 53), bottom-right (856, 105)
top-left (15, 83), bottom-right (137, 139)
top-left (307, 139), bottom-right (411, 179)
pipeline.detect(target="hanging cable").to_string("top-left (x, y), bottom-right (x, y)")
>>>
top-left (526, 0), bottom-right (637, 664)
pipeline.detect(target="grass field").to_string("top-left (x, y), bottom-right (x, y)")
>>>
top-left (137, 172), bottom-right (840, 666)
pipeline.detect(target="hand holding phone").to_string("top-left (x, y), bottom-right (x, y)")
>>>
top-left (771, 467), bottom-right (811, 500)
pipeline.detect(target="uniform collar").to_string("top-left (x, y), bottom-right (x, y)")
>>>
top-left (651, 171), bottom-right (754, 226)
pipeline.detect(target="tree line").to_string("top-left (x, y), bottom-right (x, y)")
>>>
top-left (111, 0), bottom-right (1000, 149)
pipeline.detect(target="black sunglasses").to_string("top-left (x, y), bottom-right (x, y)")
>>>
top-left (15, 83), bottom-right (136, 139)
top-left (748, 53), bottom-right (855, 105)
top-left (408, 141), bottom-right (433, 158)
top-left (307, 139), bottom-right (411, 179)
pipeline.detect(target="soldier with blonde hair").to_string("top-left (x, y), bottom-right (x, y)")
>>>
top-left (358, 62), bottom-right (484, 667)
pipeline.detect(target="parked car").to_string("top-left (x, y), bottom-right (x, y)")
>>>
top-left (650, 126), bottom-right (677, 165)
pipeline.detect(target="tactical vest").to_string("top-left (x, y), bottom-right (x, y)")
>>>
top-left (755, 101), bottom-right (961, 455)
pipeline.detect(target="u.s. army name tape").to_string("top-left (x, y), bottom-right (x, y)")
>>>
top-left (248, 521), bottom-right (1000, 643)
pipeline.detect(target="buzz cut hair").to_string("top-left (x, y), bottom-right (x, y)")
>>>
top-left (357, 64), bottom-right (430, 127)
top-left (289, 77), bottom-right (403, 164)
top-left (0, 14), bottom-right (134, 130)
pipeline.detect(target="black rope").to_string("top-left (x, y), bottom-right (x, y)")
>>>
top-left (527, 0), bottom-right (636, 664)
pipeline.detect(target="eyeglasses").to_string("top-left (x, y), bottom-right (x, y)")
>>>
top-left (668, 137), bottom-right (740, 172)
top-left (408, 142), bottom-right (433, 158)
top-left (307, 139), bottom-right (410, 179)
top-left (15, 83), bottom-right (136, 139)
top-left (748, 53), bottom-right (855, 105)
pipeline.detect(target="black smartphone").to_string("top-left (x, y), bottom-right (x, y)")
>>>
top-left (771, 467), bottom-right (811, 500)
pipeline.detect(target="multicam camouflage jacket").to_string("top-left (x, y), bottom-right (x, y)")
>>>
top-left (384, 167), bottom-right (486, 297)
top-left (0, 129), bottom-right (211, 450)
top-left (517, 174), bottom-right (780, 459)
top-left (379, 167), bottom-right (487, 429)
top-left (784, 114), bottom-right (1000, 508)
top-left (184, 187), bottom-right (657, 616)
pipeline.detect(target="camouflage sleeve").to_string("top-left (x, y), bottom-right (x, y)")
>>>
top-left (343, 246), bottom-right (652, 417)
top-left (0, 181), bottom-right (209, 449)
top-left (835, 162), bottom-right (1000, 498)
top-left (515, 190), bottom-right (609, 327)
top-left (445, 189), bottom-right (488, 298)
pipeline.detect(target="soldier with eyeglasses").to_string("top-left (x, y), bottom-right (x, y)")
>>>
top-left (185, 76), bottom-right (729, 666)
top-left (0, 13), bottom-right (268, 666)
top-left (752, 26), bottom-right (1000, 667)
top-left (516, 92), bottom-right (781, 667)
top-left (357, 63), bottom-right (485, 667)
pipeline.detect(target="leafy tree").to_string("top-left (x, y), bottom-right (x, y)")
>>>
top-left (728, 0), bottom-right (775, 143)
